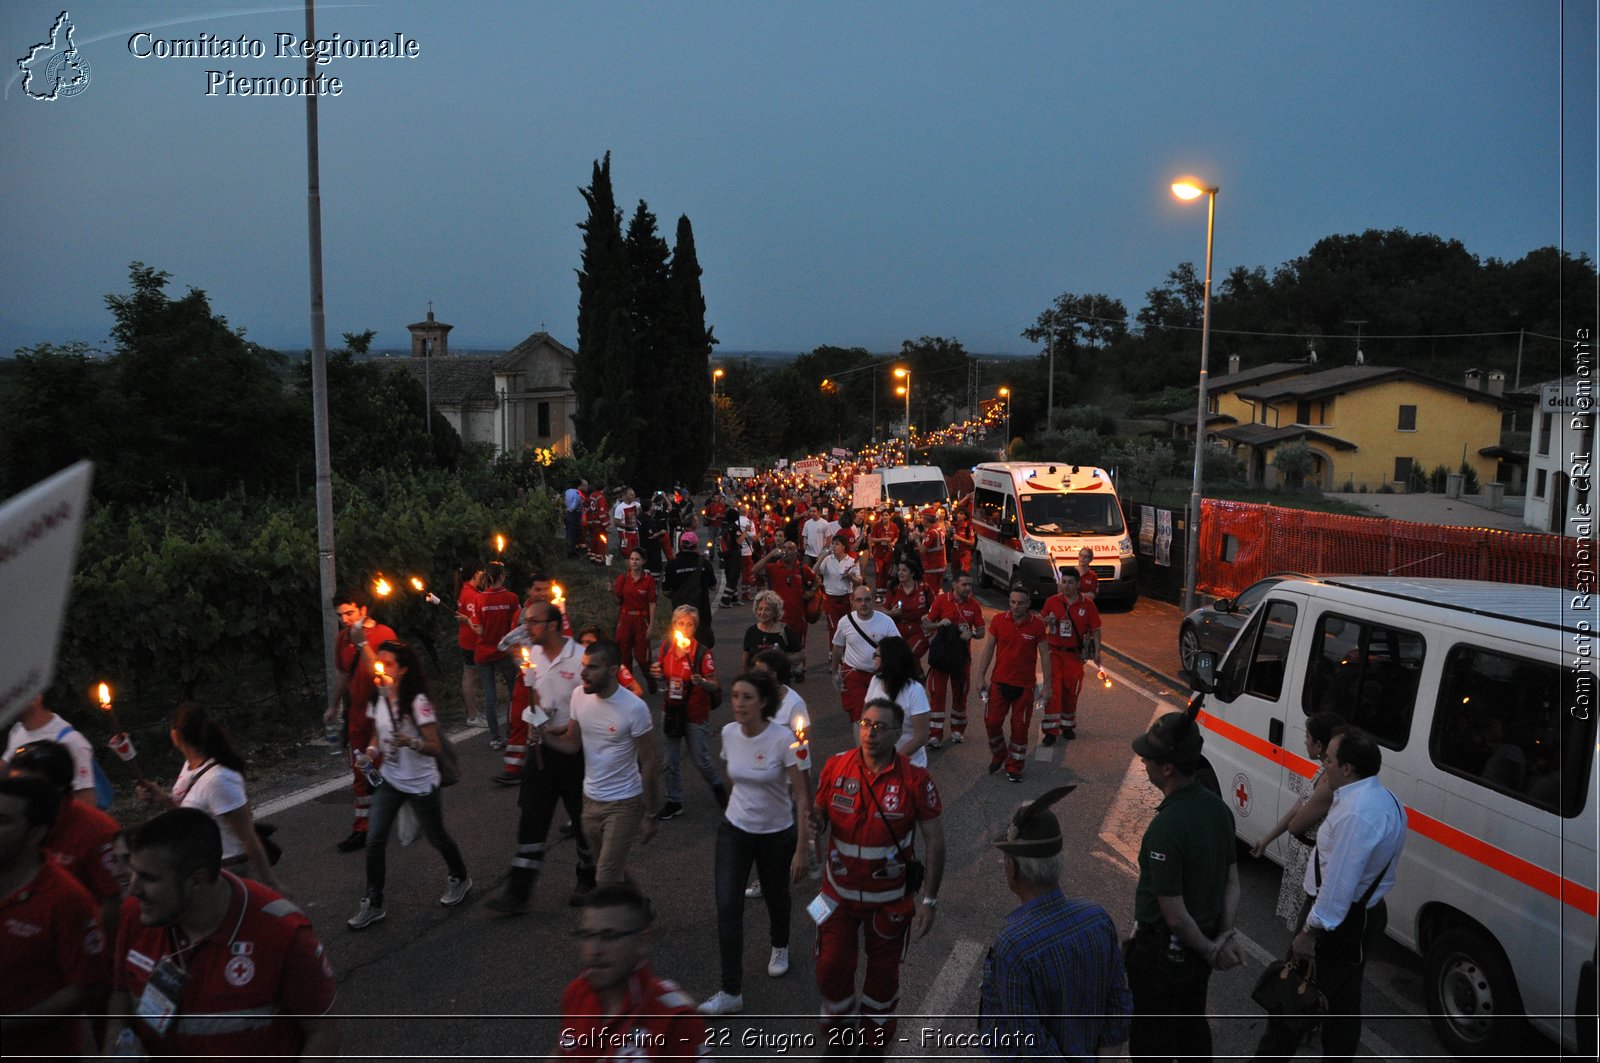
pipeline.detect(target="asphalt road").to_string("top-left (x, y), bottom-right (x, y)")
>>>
top-left (252, 581), bottom-right (1464, 1060)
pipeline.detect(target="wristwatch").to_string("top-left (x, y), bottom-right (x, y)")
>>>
top-left (919, 896), bottom-right (939, 908)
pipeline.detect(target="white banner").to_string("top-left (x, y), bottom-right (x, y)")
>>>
top-left (725, 466), bottom-right (756, 479)
top-left (852, 473), bottom-right (882, 510)
top-left (0, 462), bottom-right (94, 732)
top-left (792, 458), bottom-right (825, 481)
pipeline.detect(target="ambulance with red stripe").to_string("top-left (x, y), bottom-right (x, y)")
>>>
top-left (968, 462), bottom-right (1137, 605)
top-left (1190, 575), bottom-right (1597, 1056)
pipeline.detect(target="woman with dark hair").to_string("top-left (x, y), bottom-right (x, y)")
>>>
top-left (137, 702), bottom-right (279, 889)
top-left (882, 557), bottom-right (933, 659)
top-left (1251, 710), bottom-right (1346, 930)
top-left (697, 671), bottom-right (811, 1016)
top-left (864, 635), bottom-right (932, 767)
top-left (347, 639), bottom-right (471, 930)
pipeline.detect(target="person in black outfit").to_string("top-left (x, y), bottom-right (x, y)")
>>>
top-left (664, 532), bottom-right (717, 648)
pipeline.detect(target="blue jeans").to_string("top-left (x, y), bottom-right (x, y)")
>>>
top-left (662, 719), bottom-right (718, 803)
top-left (364, 782), bottom-right (467, 906)
top-left (474, 657), bottom-right (514, 742)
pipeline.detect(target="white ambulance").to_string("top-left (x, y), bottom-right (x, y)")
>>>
top-left (871, 464), bottom-right (950, 515)
top-left (968, 461), bottom-right (1137, 605)
top-left (1189, 575), bottom-right (1597, 1056)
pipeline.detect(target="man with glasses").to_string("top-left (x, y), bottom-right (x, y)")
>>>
top-left (323, 589), bottom-right (397, 853)
top-left (486, 603), bottom-right (597, 913)
top-left (830, 587), bottom-right (898, 723)
top-left (554, 882), bottom-right (709, 1061)
top-left (810, 698), bottom-right (945, 1055)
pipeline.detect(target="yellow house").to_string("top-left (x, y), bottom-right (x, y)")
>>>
top-left (1213, 366), bottom-right (1509, 491)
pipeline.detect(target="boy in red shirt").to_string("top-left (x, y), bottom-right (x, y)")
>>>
top-left (1038, 569), bottom-right (1102, 742)
top-left (472, 562), bottom-right (521, 755)
top-left (325, 590), bottom-right (398, 852)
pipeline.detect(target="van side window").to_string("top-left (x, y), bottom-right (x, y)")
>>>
top-left (1429, 646), bottom-right (1596, 817)
top-left (1226, 600), bottom-right (1297, 702)
top-left (974, 487), bottom-right (1005, 527)
top-left (1302, 613), bottom-right (1424, 748)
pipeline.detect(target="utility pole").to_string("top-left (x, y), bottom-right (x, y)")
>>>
top-left (1046, 324), bottom-right (1056, 432)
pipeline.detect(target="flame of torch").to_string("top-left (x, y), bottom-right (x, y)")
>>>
top-left (410, 577), bottom-right (425, 592)
top-left (374, 576), bottom-right (392, 598)
top-left (673, 629), bottom-right (692, 652)
top-left (97, 682), bottom-right (112, 711)
top-left (373, 661), bottom-right (387, 679)
top-left (550, 582), bottom-right (565, 607)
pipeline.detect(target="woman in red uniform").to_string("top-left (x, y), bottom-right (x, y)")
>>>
top-left (881, 557), bottom-right (933, 660)
top-left (613, 548), bottom-right (658, 689)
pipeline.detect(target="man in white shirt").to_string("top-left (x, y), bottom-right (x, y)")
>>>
top-left (801, 507), bottom-right (832, 566)
top-left (611, 487), bottom-right (641, 558)
top-left (3, 696), bottom-right (98, 805)
top-left (540, 640), bottom-right (659, 886)
top-left (1255, 726), bottom-right (1406, 1062)
top-left (487, 603), bottom-right (595, 913)
top-left (830, 587), bottom-right (899, 723)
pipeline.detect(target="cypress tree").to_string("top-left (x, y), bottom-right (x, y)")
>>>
top-left (573, 153), bottom-right (634, 456)
top-left (626, 201), bottom-right (673, 491)
top-left (662, 214), bottom-right (717, 485)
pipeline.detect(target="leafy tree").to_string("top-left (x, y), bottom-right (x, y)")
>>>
top-left (1022, 292), bottom-right (1128, 390)
top-left (896, 336), bottom-right (969, 429)
top-left (1136, 263), bottom-right (1205, 341)
top-left (0, 342), bottom-right (114, 497)
top-left (1273, 442), bottom-right (1315, 490)
top-left (1106, 437), bottom-right (1177, 502)
top-left (293, 341), bottom-right (461, 481)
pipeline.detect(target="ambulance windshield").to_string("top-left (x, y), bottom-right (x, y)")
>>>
top-left (1020, 493), bottom-right (1125, 537)
top-left (885, 480), bottom-right (949, 507)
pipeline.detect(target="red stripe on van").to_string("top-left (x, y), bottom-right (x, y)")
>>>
top-left (1198, 711), bottom-right (1598, 917)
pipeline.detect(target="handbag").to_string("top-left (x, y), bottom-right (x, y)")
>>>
top-left (1251, 954), bottom-right (1328, 1019)
top-left (857, 751), bottom-right (925, 894)
top-left (254, 822), bottom-right (283, 866)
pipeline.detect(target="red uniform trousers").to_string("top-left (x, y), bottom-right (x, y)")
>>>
top-left (925, 663), bottom-right (971, 740)
top-left (1045, 651), bottom-right (1085, 735)
top-left (503, 670), bottom-right (530, 775)
top-left (780, 603), bottom-right (809, 650)
top-left (347, 704), bottom-right (374, 833)
top-left (840, 666), bottom-right (873, 722)
top-left (814, 896), bottom-right (915, 1055)
top-left (922, 569), bottom-right (946, 599)
top-left (985, 682), bottom-right (1034, 776)
top-left (823, 593), bottom-right (850, 641)
top-left (620, 529), bottom-right (640, 554)
top-left (615, 609), bottom-right (652, 682)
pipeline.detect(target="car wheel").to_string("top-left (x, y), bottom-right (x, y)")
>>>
top-left (975, 550), bottom-right (992, 589)
top-left (1423, 925), bottom-right (1526, 1055)
top-left (1179, 624), bottom-right (1201, 674)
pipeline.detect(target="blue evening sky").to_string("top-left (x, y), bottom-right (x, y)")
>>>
top-left (2, 0), bottom-right (1594, 357)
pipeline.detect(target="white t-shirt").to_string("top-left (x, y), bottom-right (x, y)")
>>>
top-left (816, 554), bottom-right (860, 595)
top-left (865, 676), bottom-right (931, 769)
top-left (775, 687), bottom-right (812, 773)
top-left (739, 515), bottom-right (756, 556)
top-left (831, 609), bottom-right (899, 672)
top-left (4, 713), bottom-right (96, 795)
top-left (171, 760), bottom-right (249, 861)
top-left (371, 694), bottom-right (442, 794)
top-left (522, 638), bottom-right (584, 729)
top-left (720, 720), bottom-right (801, 834)
top-left (802, 518), bottom-right (831, 557)
top-left (571, 686), bottom-right (653, 801)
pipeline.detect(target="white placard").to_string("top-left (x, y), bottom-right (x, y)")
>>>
top-left (0, 462), bottom-right (94, 731)
top-left (852, 473), bottom-right (882, 511)
top-left (725, 466), bottom-right (756, 479)
top-left (792, 459), bottom-right (825, 481)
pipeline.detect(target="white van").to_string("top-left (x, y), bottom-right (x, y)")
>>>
top-left (968, 461), bottom-right (1137, 605)
top-left (1190, 575), bottom-right (1597, 1056)
top-left (871, 465), bottom-right (950, 514)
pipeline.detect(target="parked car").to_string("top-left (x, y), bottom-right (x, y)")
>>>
top-left (1177, 574), bottom-right (1298, 675)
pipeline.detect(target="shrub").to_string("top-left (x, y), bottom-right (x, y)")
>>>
top-left (1460, 462), bottom-right (1480, 494)
top-left (1272, 443), bottom-right (1315, 490)
top-left (1429, 464), bottom-right (1451, 493)
top-left (1201, 443), bottom-right (1245, 486)
top-left (1408, 463), bottom-right (1428, 493)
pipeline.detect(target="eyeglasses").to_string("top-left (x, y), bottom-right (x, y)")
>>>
top-left (525, 617), bottom-right (555, 626)
top-left (858, 720), bottom-right (899, 735)
top-left (570, 926), bottom-right (647, 942)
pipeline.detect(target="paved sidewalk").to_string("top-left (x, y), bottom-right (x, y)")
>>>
top-left (1100, 596), bottom-right (1190, 693)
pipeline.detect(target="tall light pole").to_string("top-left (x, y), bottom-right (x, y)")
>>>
top-left (997, 386), bottom-right (1011, 459)
top-left (893, 366), bottom-right (910, 462)
top-left (1045, 326), bottom-right (1055, 432)
top-left (711, 367), bottom-right (724, 467)
top-left (1172, 177), bottom-right (1218, 614)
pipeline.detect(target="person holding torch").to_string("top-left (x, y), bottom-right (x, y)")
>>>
top-left (324, 589), bottom-right (398, 853)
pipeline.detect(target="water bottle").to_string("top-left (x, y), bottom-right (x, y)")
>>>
top-left (1166, 932), bottom-right (1188, 966)
top-left (356, 751), bottom-right (383, 788)
top-left (111, 1029), bottom-right (145, 1058)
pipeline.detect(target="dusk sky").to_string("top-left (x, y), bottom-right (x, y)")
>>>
top-left (3, 1), bottom-right (1594, 358)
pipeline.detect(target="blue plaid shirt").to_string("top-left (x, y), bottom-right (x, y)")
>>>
top-left (978, 888), bottom-right (1132, 1060)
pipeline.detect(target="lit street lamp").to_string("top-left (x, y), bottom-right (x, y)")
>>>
top-left (1171, 176), bottom-right (1218, 614)
top-left (711, 367), bottom-right (725, 468)
top-left (893, 366), bottom-right (911, 462)
top-left (997, 386), bottom-right (1011, 458)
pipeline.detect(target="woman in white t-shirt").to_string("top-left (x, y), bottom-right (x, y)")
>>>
top-left (347, 639), bottom-right (472, 931)
top-left (137, 702), bottom-right (279, 890)
top-left (697, 671), bottom-right (811, 1017)
top-left (864, 635), bottom-right (932, 768)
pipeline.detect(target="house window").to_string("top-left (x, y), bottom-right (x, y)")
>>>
top-left (1538, 412), bottom-right (1552, 456)
top-left (1535, 469), bottom-right (1547, 498)
top-left (1296, 400), bottom-right (1312, 425)
top-left (1397, 405), bottom-right (1417, 431)
top-left (536, 401), bottom-right (551, 438)
top-left (1394, 457), bottom-right (1414, 484)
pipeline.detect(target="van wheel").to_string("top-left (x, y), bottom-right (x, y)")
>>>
top-left (975, 550), bottom-right (993, 589)
top-left (1424, 925), bottom-right (1526, 1055)
top-left (1178, 624), bottom-right (1201, 674)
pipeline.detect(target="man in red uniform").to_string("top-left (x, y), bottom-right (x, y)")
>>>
top-left (105, 809), bottom-right (339, 1058)
top-left (752, 538), bottom-right (818, 675)
top-left (612, 487), bottom-right (642, 558)
top-left (586, 485), bottom-right (610, 563)
top-left (1074, 546), bottom-right (1101, 600)
top-left (612, 548), bottom-right (658, 694)
top-left (923, 572), bottom-right (986, 746)
top-left (974, 585), bottom-right (1052, 782)
top-left (810, 698), bottom-right (946, 1054)
top-left (472, 562), bottom-right (521, 759)
top-left (324, 589), bottom-right (399, 852)
top-left (866, 508), bottom-right (898, 589)
top-left (0, 774), bottom-right (109, 1060)
top-left (919, 510), bottom-right (948, 597)
top-left (455, 561), bottom-right (485, 724)
top-left (9, 741), bottom-right (122, 932)
top-left (1039, 569), bottom-right (1103, 743)
top-left (493, 572), bottom-right (578, 785)
top-left (554, 882), bottom-right (710, 1061)
top-left (949, 506), bottom-right (975, 577)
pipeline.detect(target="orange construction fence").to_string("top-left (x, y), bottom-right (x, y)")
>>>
top-left (1197, 499), bottom-right (1581, 599)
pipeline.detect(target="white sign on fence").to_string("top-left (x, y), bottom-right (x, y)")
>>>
top-left (0, 462), bottom-right (94, 732)
top-left (852, 473), bottom-right (882, 510)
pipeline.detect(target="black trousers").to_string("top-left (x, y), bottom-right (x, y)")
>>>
top-left (1254, 899), bottom-right (1388, 1063)
top-left (507, 747), bottom-right (594, 892)
top-left (712, 819), bottom-right (797, 994)
top-left (1127, 927), bottom-right (1215, 1063)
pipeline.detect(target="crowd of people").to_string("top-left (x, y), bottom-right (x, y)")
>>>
top-left (2, 445), bottom-right (1408, 1059)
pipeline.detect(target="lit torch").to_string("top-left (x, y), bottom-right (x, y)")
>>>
top-left (1099, 668), bottom-right (1112, 689)
top-left (673, 629), bottom-right (692, 653)
top-left (494, 533), bottom-right (506, 555)
top-left (410, 576), bottom-right (440, 606)
top-left (373, 575), bottom-right (393, 599)
top-left (96, 682), bottom-right (147, 782)
top-left (550, 582), bottom-right (566, 609)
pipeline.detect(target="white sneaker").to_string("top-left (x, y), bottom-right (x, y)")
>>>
top-left (347, 898), bottom-right (385, 930)
top-left (744, 879), bottom-right (763, 899)
top-left (697, 990), bottom-right (745, 1015)
top-left (951, 731), bottom-right (965, 744)
top-left (767, 946), bottom-right (790, 977)
top-left (440, 875), bottom-right (473, 907)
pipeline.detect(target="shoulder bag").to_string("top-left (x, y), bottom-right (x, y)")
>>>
top-left (856, 751), bottom-right (924, 894)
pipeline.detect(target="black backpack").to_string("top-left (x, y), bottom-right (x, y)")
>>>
top-left (926, 622), bottom-right (970, 675)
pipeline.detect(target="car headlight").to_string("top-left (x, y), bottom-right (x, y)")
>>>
top-left (1023, 538), bottom-right (1049, 557)
top-left (1118, 536), bottom-right (1133, 557)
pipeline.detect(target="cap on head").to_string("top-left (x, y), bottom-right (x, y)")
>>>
top-left (679, 531), bottom-right (698, 547)
top-left (992, 785), bottom-right (1076, 856)
top-left (1131, 710), bottom-right (1204, 768)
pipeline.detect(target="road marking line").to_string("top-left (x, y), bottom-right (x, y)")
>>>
top-left (909, 937), bottom-right (987, 1021)
top-left (1100, 665), bottom-right (1176, 708)
top-left (254, 726), bottom-right (486, 818)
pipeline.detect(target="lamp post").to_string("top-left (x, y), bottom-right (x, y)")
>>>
top-left (711, 367), bottom-right (724, 468)
top-left (997, 386), bottom-right (1011, 459)
top-left (1172, 177), bottom-right (1218, 615)
top-left (893, 366), bottom-right (910, 462)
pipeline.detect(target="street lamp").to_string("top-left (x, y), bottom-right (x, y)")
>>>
top-left (711, 367), bottom-right (725, 468)
top-left (893, 366), bottom-right (910, 462)
top-left (997, 386), bottom-right (1011, 458)
top-left (1171, 177), bottom-right (1218, 614)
